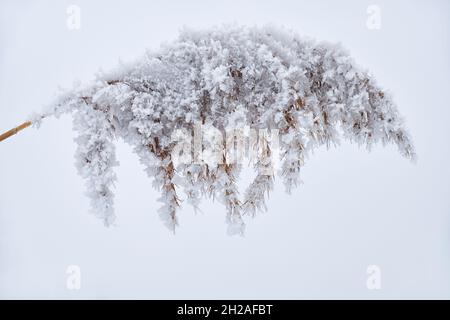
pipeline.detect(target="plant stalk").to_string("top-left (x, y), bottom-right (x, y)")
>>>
top-left (0, 121), bottom-right (32, 142)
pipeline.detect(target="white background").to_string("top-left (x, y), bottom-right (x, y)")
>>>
top-left (1, 0), bottom-right (449, 299)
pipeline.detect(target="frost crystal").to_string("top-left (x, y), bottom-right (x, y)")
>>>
top-left (32, 26), bottom-right (415, 234)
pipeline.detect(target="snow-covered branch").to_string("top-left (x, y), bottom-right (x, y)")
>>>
top-left (4, 25), bottom-right (415, 234)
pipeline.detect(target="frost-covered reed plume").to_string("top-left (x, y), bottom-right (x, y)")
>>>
top-left (0, 26), bottom-right (415, 235)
